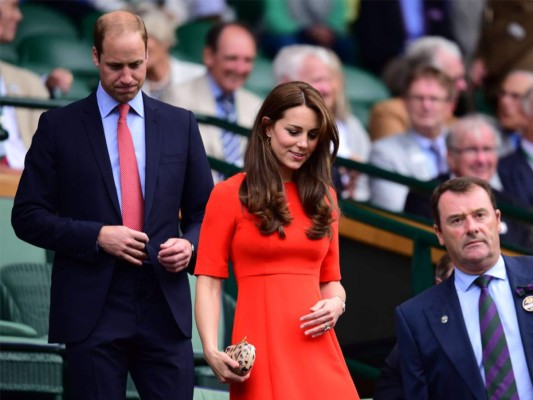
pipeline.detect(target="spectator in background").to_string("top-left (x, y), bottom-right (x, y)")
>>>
top-left (499, 87), bottom-right (533, 209)
top-left (272, 44), bottom-right (371, 201)
top-left (369, 36), bottom-right (466, 142)
top-left (404, 114), bottom-right (533, 250)
top-left (166, 22), bottom-right (262, 170)
top-left (369, 66), bottom-right (455, 212)
top-left (137, 5), bottom-right (205, 102)
top-left (259, 0), bottom-right (355, 64)
top-left (470, 0), bottom-right (533, 107)
top-left (0, 0), bottom-right (71, 173)
top-left (355, 0), bottom-right (454, 76)
top-left (87, 0), bottom-right (232, 26)
top-left (448, 0), bottom-right (485, 65)
top-left (495, 70), bottom-right (533, 157)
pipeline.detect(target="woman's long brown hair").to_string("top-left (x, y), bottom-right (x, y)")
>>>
top-left (239, 81), bottom-right (339, 239)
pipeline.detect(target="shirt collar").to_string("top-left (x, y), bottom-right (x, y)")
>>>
top-left (410, 129), bottom-right (447, 151)
top-left (96, 82), bottom-right (145, 118)
top-left (454, 254), bottom-right (506, 293)
top-left (207, 73), bottom-right (234, 102)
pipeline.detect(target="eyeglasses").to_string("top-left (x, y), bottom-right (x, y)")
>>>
top-left (497, 89), bottom-right (525, 101)
top-left (449, 146), bottom-right (497, 156)
top-left (406, 95), bottom-right (450, 104)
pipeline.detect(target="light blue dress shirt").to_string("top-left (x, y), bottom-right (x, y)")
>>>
top-left (454, 256), bottom-right (533, 399)
top-left (96, 83), bottom-right (146, 211)
top-left (399, 0), bottom-right (424, 44)
top-left (411, 130), bottom-right (448, 177)
top-left (207, 73), bottom-right (234, 119)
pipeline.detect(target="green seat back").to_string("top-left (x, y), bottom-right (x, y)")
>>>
top-left (0, 197), bottom-right (46, 267)
top-left (175, 20), bottom-right (215, 64)
top-left (244, 56), bottom-right (273, 99)
top-left (14, 3), bottom-right (78, 46)
top-left (344, 65), bottom-right (390, 127)
top-left (17, 36), bottom-right (99, 93)
top-left (0, 263), bottom-right (52, 337)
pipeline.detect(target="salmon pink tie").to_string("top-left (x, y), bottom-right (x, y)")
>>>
top-left (118, 103), bottom-right (144, 231)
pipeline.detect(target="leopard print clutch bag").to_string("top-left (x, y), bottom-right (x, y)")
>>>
top-left (224, 337), bottom-right (256, 376)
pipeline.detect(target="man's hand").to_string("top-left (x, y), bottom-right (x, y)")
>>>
top-left (45, 68), bottom-right (73, 96)
top-left (97, 225), bottom-right (149, 266)
top-left (158, 238), bottom-right (193, 273)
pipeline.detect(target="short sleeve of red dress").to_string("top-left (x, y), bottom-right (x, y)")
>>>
top-left (194, 174), bottom-right (245, 279)
top-left (319, 187), bottom-right (341, 283)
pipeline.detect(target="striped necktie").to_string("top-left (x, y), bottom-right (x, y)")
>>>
top-left (218, 94), bottom-right (242, 167)
top-left (474, 275), bottom-right (518, 400)
top-left (429, 142), bottom-right (447, 175)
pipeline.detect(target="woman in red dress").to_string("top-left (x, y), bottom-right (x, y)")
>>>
top-left (195, 81), bottom-right (360, 399)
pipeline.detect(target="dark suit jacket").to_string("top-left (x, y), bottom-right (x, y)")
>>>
top-left (395, 255), bottom-right (533, 399)
top-left (12, 92), bottom-right (214, 344)
top-left (498, 148), bottom-right (533, 208)
top-left (355, 0), bottom-right (453, 75)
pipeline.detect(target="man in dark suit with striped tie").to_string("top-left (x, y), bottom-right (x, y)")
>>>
top-left (395, 177), bottom-right (533, 399)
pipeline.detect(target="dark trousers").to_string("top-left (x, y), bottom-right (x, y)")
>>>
top-left (65, 263), bottom-right (194, 400)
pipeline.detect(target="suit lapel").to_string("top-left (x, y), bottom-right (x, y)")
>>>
top-left (425, 278), bottom-right (486, 397)
top-left (82, 94), bottom-right (121, 218)
top-left (504, 255), bottom-right (533, 382)
top-left (143, 95), bottom-right (160, 225)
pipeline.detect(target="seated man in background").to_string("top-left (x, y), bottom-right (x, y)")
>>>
top-left (166, 21), bottom-right (262, 170)
top-left (0, 0), bottom-right (72, 173)
top-left (495, 69), bottom-right (533, 157)
top-left (368, 36), bottom-right (466, 142)
top-left (138, 5), bottom-right (205, 102)
top-left (499, 87), bottom-right (533, 208)
top-left (272, 44), bottom-right (371, 201)
top-left (404, 114), bottom-right (533, 250)
top-left (369, 66), bottom-right (454, 212)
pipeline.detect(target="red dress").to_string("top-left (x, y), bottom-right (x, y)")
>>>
top-left (195, 173), bottom-right (359, 400)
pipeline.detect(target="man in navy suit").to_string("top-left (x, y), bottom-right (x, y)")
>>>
top-left (499, 86), bottom-right (533, 208)
top-left (396, 177), bottom-right (533, 399)
top-left (11, 10), bottom-right (214, 400)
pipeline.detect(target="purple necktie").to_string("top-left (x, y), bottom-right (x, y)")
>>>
top-left (474, 275), bottom-right (518, 399)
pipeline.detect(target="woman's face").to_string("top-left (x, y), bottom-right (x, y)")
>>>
top-left (265, 105), bottom-right (320, 181)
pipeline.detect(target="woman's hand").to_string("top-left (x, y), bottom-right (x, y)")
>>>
top-left (204, 349), bottom-right (251, 384)
top-left (299, 296), bottom-right (345, 338)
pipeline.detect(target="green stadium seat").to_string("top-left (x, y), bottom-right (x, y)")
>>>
top-left (0, 43), bottom-right (19, 64)
top-left (17, 36), bottom-right (96, 77)
top-left (343, 65), bottom-right (390, 126)
top-left (0, 262), bottom-right (64, 399)
top-left (244, 56), bottom-right (274, 99)
top-left (0, 197), bottom-right (46, 267)
top-left (175, 20), bottom-right (215, 64)
top-left (14, 3), bottom-right (79, 46)
top-left (17, 36), bottom-right (99, 93)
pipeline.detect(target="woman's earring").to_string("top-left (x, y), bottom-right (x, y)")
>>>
top-left (267, 136), bottom-right (272, 148)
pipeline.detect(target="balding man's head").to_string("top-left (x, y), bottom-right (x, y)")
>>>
top-left (93, 10), bottom-right (147, 61)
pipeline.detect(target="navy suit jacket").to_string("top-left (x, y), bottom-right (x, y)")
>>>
top-left (498, 149), bottom-right (533, 208)
top-left (12, 92), bottom-right (214, 344)
top-left (395, 255), bottom-right (533, 399)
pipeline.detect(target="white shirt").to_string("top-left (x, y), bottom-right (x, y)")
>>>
top-left (0, 75), bottom-right (28, 169)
